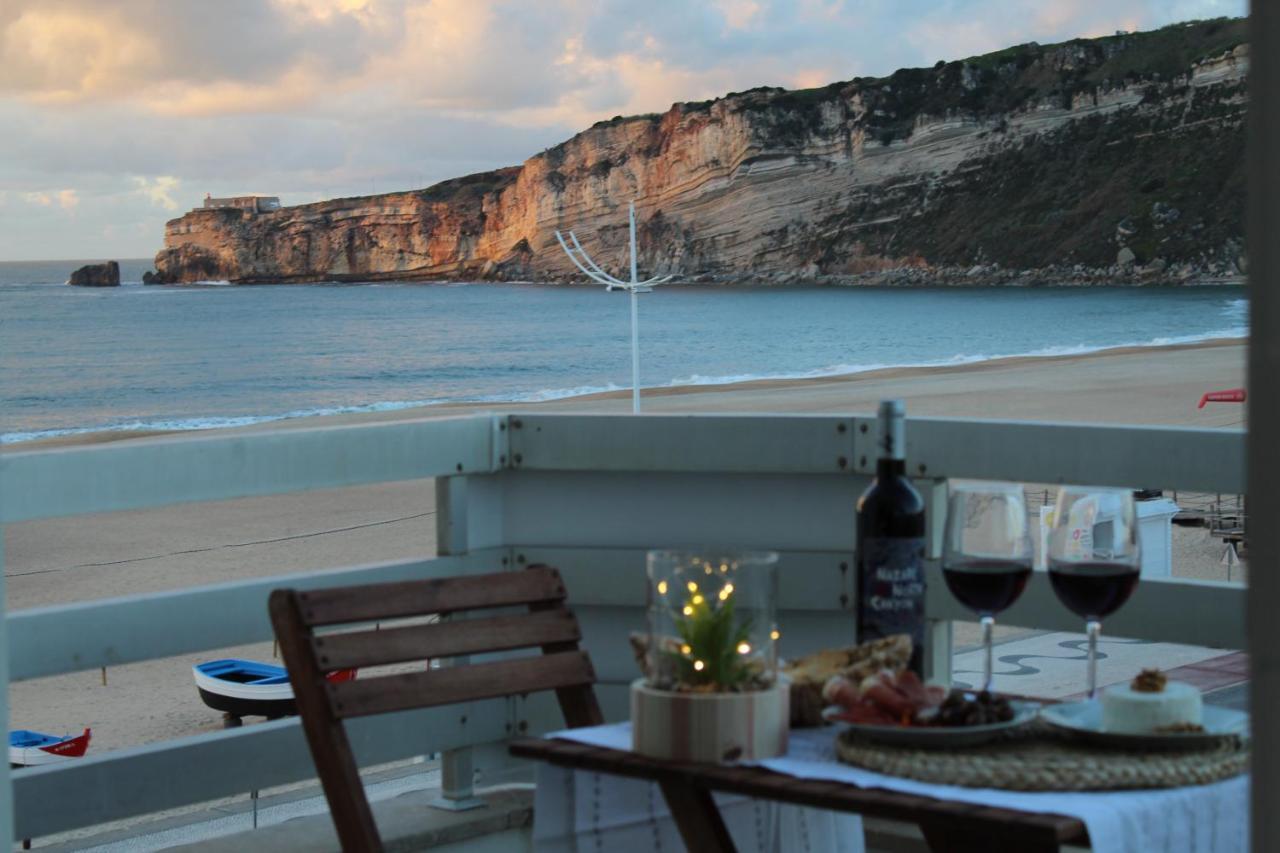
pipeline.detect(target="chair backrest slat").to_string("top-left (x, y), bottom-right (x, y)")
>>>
top-left (313, 608), bottom-right (581, 671)
top-left (327, 649), bottom-right (596, 719)
top-left (297, 566), bottom-right (566, 626)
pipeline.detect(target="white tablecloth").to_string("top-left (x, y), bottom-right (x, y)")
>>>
top-left (543, 723), bottom-right (1249, 853)
top-left (533, 764), bottom-right (864, 853)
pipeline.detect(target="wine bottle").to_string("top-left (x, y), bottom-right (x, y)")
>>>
top-left (855, 400), bottom-right (927, 675)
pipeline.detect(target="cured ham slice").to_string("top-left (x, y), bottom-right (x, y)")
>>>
top-left (829, 701), bottom-right (897, 726)
top-left (826, 669), bottom-right (945, 727)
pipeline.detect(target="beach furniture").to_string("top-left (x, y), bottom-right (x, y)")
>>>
top-left (8, 729), bottom-right (91, 768)
top-left (270, 564), bottom-right (602, 852)
top-left (193, 658), bottom-right (357, 726)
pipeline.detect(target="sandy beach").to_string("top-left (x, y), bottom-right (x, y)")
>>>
top-left (5, 338), bottom-right (1247, 755)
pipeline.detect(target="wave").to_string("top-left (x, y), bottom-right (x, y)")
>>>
top-left (0, 381), bottom-right (639, 443)
top-left (665, 325), bottom-right (1248, 389)
top-left (0, 385), bottom-right (630, 444)
top-left (0, 399), bottom-right (442, 444)
top-left (470, 382), bottom-right (627, 404)
top-left (0, 322), bottom-right (1247, 445)
top-left (1222, 298), bottom-right (1248, 322)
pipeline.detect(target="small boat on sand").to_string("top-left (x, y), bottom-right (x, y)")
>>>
top-left (10, 728), bottom-right (91, 767)
top-left (1198, 388), bottom-right (1247, 408)
top-left (193, 659), bottom-right (356, 724)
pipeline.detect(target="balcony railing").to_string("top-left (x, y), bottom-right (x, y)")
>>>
top-left (0, 412), bottom-right (1246, 844)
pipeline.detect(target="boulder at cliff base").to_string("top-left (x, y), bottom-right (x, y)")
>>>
top-left (68, 261), bottom-right (121, 287)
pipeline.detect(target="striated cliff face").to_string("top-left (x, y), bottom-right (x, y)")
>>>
top-left (154, 18), bottom-right (1248, 285)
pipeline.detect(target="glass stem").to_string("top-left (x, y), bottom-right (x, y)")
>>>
top-left (981, 615), bottom-right (995, 693)
top-left (1086, 620), bottom-right (1101, 700)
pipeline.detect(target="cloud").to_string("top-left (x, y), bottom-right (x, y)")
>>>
top-left (714, 0), bottom-right (763, 30)
top-left (0, 0), bottom-right (1248, 259)
top-left (0, 1), bottom-right (1249, 124)
top-left (0, 0), bottom-right (386, 107)
top-left (18, 189), bottom-right (78, 210)
top-left (134, 176), bottom-right (180, 211)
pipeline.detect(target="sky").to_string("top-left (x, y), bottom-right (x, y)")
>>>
top-left (0, 0), bottom-right (1247, 262)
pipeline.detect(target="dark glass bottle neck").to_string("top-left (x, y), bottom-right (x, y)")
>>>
top-left (877, 457), bottom-right (906, 478)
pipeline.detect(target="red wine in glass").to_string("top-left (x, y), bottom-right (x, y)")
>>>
top-left (943, 558), bottom-right (1032, 615)
top-left (1045, 486), bottom-right (1142, 699)
top-left (1046, 561), bottom-right (1141, 620)
top-left (942, 484), bottom-right (1032, 693)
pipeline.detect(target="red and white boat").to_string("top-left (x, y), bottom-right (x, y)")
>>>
top-left (1198, 388), bottom-right (1246, 408)
top-left (9, 728), bottom-right (91, 767)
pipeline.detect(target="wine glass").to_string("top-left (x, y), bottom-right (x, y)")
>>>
top-left (943, 483), bottom-right (1033, 693)
top-left (1046, 487), bottom-right (1141, 699)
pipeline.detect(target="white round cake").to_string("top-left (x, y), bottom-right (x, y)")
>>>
top-left (1101, 679), bottom-right (1203, 733)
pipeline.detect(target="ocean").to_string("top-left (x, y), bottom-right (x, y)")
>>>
top-left (0, 259), bottom-right (1248, 444)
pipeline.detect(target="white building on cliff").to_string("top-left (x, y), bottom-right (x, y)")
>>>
top-left (199, 193), bottom-right (281, 213)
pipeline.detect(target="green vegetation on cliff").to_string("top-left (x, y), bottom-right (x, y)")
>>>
top-left (820, 78), bottom-right (1246, 272)
top-left (740, 17), bottom-right (1248, 277)
top-left (724, 17), bottom-right (1245, 148)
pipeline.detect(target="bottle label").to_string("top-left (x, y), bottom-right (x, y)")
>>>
top-left (858, 536), bottom-right (926, 657)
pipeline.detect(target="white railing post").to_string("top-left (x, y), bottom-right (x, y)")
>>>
top-left (923, 479), bottom-right (953, 684)
top-left (431, 712), bottom-right (484, 812)
top-left (925, 620), bottom-right (953, 686)
top-left (429, 476), bottom-right (484, 811)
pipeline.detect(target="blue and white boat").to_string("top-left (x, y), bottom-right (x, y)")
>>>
top-left (193, 659), bottom-right (356, 722)
top-left (9, 728), bottom-right (91, 767)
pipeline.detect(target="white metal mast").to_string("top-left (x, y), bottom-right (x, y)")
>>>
top-left (555, 201), bottom-right (673, 414)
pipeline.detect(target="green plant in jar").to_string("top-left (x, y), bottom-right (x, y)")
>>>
top-left (663, 579), bottom-right (759, 691)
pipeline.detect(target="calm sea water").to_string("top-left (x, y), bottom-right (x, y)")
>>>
top-left (0, 259), bottom-right (1247, 444)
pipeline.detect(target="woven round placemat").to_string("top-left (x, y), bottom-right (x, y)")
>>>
top-left (835, 723), bottom-right (1248, 791)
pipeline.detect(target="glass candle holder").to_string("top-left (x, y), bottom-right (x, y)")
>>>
top-left (644, 550), bottom-right (779, 693)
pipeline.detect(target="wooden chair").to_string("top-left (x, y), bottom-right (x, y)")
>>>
top-left (270, 564), bottom-right (603, 852)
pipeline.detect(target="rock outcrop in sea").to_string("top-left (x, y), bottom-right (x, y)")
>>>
top-left (68, 261), bottom-right (121, 287)
top-left (153, 18), bottom-right (1248, 286)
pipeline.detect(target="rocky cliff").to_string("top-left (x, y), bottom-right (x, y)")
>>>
top-left (68, 261), bottom-right (120, 287)
top-left (153, 18), bottom-right (1248, 286)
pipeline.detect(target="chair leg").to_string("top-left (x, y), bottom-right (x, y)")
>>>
top-left (270, 591), bottom-right (384, 853)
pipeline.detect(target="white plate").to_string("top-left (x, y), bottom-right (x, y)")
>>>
top-left (826, 700), bottom-right (1040, 748)
top-left (1040, 701), bottom-right (1249, 750)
